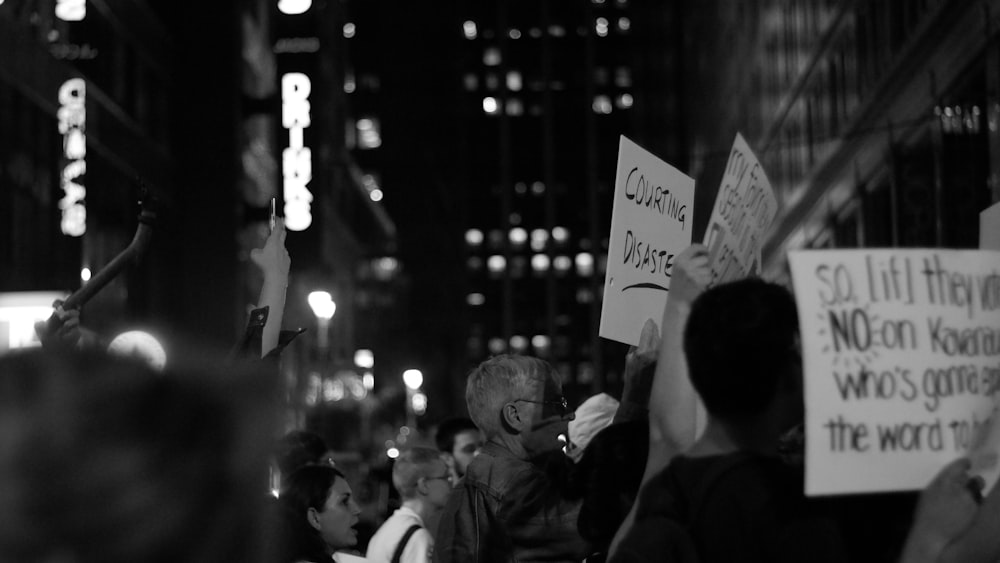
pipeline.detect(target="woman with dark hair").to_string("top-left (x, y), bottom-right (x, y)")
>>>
top-left (280, 464), bottom-right (363, 562)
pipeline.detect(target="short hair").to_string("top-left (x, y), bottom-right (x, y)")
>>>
top-left (684, 278), bottom-right (800, 419)
top-left (435, 417), bottom-right (479, 453)
top-left (276, 430), bottom-right (329, 476)
top-left (465, 354), bottom-right (553, 439)
top-left (0, 347), bottom-right (280, 563)
top-left (392, 447), bottom-right (445, 499)
top-left (279, 465), bottom-right (347, 561)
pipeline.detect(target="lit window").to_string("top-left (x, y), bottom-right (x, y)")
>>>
top-left (616, 93), bottom-right (634, 109)
top-left (484, 47), bottom-right (501, 66)
top-left (506, 71), bottom-right (522, 91)
top-left (531, 254), bottom-right (550, 272)
top-left (531, 335), bottom-right (551, 349)
top-left (357, 117), bottom-right (382, 149)
top-left (488, 337), bottom-right (506, 354)
top-left (506, 99), bottom-right (524, 116)
top-left (465, 228), bottom-right (484, 246)
top-left (463, 20), bottom-right (478, 40)
top-left (531, 181), bottom-right (545, 195)
top-left (464, 73), bottom-right (478, 91)
top-left (509, 227), bottom-right (528, 245)
top-left (482, 97), bottom-right (500, 114)
top-left (467, 293), bottom-right (486, 306)
top-left (531, 229), bottom-right (548, 251)
top-left (343, 22), bottom-right (356, 38)
top-left (510, 335), bottom-right (528, 351)
top-left (509, 28), bottom-right (521, 39)
top-left (487, 255), bottom-right (507, 272)
top-left (552, 226), bottom-right (569, 243)
top-left (592, 95), bottom-right (612, 114)
top-left (595, 17), bottom-right (609, 37)
top-left (548, 25), bottom-right (565, 37)
top-left (576, 252), bottom-right (595, 276)
top-left (617, 17), bottom-right (631, 32)
top-left (553, 256), bottom-right (572, 272)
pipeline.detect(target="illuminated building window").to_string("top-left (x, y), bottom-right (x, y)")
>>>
top-left (343, 22), bottom-right (356, 38)
top-left (508, 28), bottom-right (521, 39)
top-left (548, 25), bottom-right (565, 37)
top-left (487, 255), bottom-right (506, 273)
top-left (552, 226), bottom-right (569, 243)
top-left (464, 73), bottom-right (478, 91)
top-left (531, 335), bottom-right (550, 349)
top-left (467, 293), bottom-right (486, 306)
top-left (593, 95), bottom-right (612, 114)
top-left (616, 93), bottom-right (634, 109)
top-left (463, 21), bottom-right (478, 40)
top-left (531, 254), bottom-right (550, 272)
top-left (357, 117), bottom-right (381, 149)
top-left (531, 181), bottom-right (545, 195)
top-left (465, 228), bottom-right (484, 246)
top-left (510, 335), bottom-right (528, 352)
top-left (618, 17), bottom-right (631, 32)
top-left (344, 72), bottom-right (356, 93)
top-left (595, 17), bottom-right (609, 37)
top-left (488, 337), bottom-right (506, 354)
top-left (506, 71), bottom-right (522, 91)
top-left (530, 229), bottom-right (548, 251)
top-left (553, 255), bottom-right (571, 272)
top-left (509, 227), bottom-right (527, 245)
top-left (484, 47), bottom-right (501, 66)
top-left (483, 96), bottom-right (500, 115)
top-left (528, 28), bottom-right (542, 38)
top-left (506, 99), bottom-right (524, 116)
top-left (576, 253), bottom-right (595, 276)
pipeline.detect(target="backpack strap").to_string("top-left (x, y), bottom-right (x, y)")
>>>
top-left (390, 524), bottom-right (423, 563)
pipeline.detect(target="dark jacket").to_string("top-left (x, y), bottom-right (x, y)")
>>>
top-left (433, 441), bottom-right (593, 563)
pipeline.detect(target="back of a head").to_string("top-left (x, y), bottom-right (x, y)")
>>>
top-left (276, 430), bottom-right (330, 476)
top-left (392, 447), bottom-right (444, 500)
top-left (434, 417), bottom-right (478, 453)
top-left (684, 278), bottom-right (800, 420)
top-left (0, 347), bottom-right (280, 563)
top-left (465, 354), bottom-right (552, 439)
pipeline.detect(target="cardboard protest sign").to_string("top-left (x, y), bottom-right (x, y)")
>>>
top-left (980, 201), bottom-right (1000, 250)
top-left (703, 133), bottom-right (777, 285)
top-left (599, 136), bottom-right (694, 346)
top-left (789, 249), bottom-right (1000, 495)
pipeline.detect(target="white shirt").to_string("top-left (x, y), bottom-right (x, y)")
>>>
top-left (365, 506), bottom-right (433, 563)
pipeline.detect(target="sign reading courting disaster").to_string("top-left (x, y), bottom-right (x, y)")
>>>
top-left (599, 135), bottom-right (694, 346)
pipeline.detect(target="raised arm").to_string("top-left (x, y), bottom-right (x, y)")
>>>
top-left (250, 219), bottom-right (290, 358)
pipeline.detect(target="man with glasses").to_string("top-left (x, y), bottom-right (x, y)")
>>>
top-left (367, 447), bottom-right (453, 563)
top-left (433, 354), bottom-right (589, 563)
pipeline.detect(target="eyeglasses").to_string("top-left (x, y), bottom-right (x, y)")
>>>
top-left (513, 396), bottom-right (570, 416)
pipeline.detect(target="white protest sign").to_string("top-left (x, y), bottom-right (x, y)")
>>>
top-left (980, 201), bottom-right (1000, 250)
top-left (599, 136), bottom-right (694, 346)
top-left (703, 133), bottom-right (777, 285)
top-left (789, 249), bottom-right (1000, 496)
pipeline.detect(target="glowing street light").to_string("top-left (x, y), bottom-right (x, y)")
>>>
top-left (307, 291), bottom-right (336, 351)
top-left (402, 368), bottom-right (423, 390)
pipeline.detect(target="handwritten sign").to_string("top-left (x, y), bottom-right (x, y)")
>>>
top-left (703, 133), bottom-right (777, 285)
top-left (599, 136), bottom-right (694, 346)
top-left (789, 249), bottom-right (1000, 495)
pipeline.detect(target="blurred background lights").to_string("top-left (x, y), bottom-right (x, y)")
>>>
top-left (507, 71), bottom-right (522, 91)
top-left (488, 337), bottom-right (506, 354)
top-left (617, 93), bottom-right (634, 109)
top-left (593, 95), bottom-right (612, 114)
top-left (387, 447), bottom-right (400, 459)
top-left (277, 0), bottom-right (311, 15)
top-left (80, 267), bottom-right (91, 282)
top-left (531, 254), bottom-right (550, 272)
top-left (553, 255), bottom-right (571, 271)
top-left (369, 188), bottom-right (384, 202)
top-left (510, 335), bottom-right (528, 351)
top-left (487, 255), bottom-right (506, 272)
top-left (343, 22), bottom-right (355, 38)
top-left (575, 252), bottom-right (595, 276)
top-left (307, 291), bottom-right (336, 319)
top-left (482, 96), bottom-right (499, 114)
top-left (466, 292), bottom-right (486, 306)
top-left (107, 330), bottom-right (167, 371)
top-left (552, 226), bottom-right (569, 243)
top-left (595, 17), bottom-right (609, 37)
top-left (509, 227), bottom-right (527, 245)
top-left (531, 335), bottom-right (551, 349)
top-left (412, 392), bottom-right (428, 415)
top-left (618, 17), bottom-right (631, 31)
top-left (483, 47), bottom-right (501, 66)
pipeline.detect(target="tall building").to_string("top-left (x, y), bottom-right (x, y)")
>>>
top-left (678, 0), bottom-right (998, 273)
top-left (455, 0), bottom-right (683, 404)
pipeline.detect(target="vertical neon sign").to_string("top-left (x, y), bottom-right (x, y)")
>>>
top-left (58, 78), bottom-right (86, 237)
top-left (282, 73), bottom-right (313, 231)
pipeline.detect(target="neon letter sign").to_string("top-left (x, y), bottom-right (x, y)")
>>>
top-left (57, 78), bottom-right (86, 237)
top-left (282, 73), bottom-right (313, 231)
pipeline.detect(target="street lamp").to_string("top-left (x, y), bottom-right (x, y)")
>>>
top-left (307, 291), bottom-right (336, 353)
top-left (402, 368), bottom-right (423, 428)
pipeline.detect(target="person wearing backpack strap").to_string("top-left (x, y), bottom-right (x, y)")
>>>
top-left (367, 448), bottom-right (451, 563)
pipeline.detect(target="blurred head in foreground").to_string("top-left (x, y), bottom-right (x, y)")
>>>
top-left (0, 347), bottom-right (280, 563)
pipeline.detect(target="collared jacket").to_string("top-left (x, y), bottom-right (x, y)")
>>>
top-left (231, 306), bottom-right (304, 363)
top-left (433, 441), bottom-right (593, 563)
